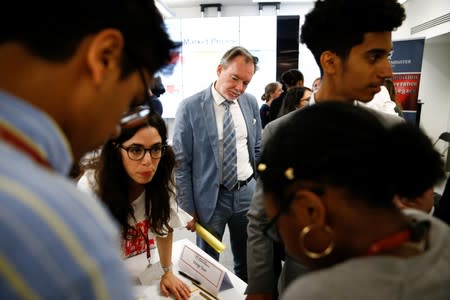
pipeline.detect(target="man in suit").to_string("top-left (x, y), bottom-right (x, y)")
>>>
top-left (246, 0), bottom-right (406, 299)
top-left (173, 46), bottom-right (262, 282)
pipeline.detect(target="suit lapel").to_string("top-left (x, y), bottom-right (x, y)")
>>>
top-left (238, 97), bottom-right (251, 141)
top-left (201, 88), bottom-right (220, 167)
top-left (237, 97), bottom-right (254, 163)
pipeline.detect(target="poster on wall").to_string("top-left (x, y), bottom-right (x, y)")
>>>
top-left (159, 16), bottom-right (277, 119)
top-left (391, 38), bottom-right (425, 123)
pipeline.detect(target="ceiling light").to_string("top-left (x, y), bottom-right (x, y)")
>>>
top-left (155, 0), bottom-right (175, 18)
top-left (252, 0), bottom-right (313, 2)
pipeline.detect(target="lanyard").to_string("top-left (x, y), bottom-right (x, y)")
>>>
top-left (363, 229), bottom-right (411, 256)
top-left (0, 125), bottom-right (52, 170)
top-left (138, 226), bottom-right (152, 265)
top-left (363, 219), bottom-right (430, 257)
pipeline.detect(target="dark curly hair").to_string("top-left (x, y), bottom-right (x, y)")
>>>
top-left (301, 0), bottom-right (406, 74)
top-left (94, 112), bottom-right (176, 238)
top-left (259, 102), bottom-right (445, 212)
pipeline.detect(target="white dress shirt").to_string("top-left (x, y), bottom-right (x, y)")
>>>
top-left (211, 84), bottom-right (253, 182)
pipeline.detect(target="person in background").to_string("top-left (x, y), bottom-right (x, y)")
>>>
top-left (360, 85), bottom-right (399, 116)
top-left (278, 86), bottom-right (312, 117)
top-left (311, 77), bottom-right (321, 93)
top-left (0, 1), bottom-right (178, 299)
top-left (260, 82), bottom-right (283, 128)
top-left (149, 75), bottom-right (166, 116)
top-left (269, 69), bottom-right (304, 122)
top-left (384, 78), bottom-right (404, 117)
top-left (394, 188), bottom-right (436, 215)
top-left (259, 102), bottom-right (449, 300)
top-left (246, 0), bottom-right (406, 299)
top-left (173, 46), bottom-right (262, 282)
top-left (78, 112), bottom-right (190, 300)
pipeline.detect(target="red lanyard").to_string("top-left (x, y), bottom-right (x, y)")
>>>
top-left (138, 227), bottom-right (152, 264)
top-left (0, 125), bottom-right (52, 170)
top-left (363, 229), bottom-right (411, 256)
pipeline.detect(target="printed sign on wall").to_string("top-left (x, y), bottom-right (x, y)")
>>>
top-left (391, 38), bottom-right (425, 115)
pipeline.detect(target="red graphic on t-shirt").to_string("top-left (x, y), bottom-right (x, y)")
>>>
top-left (123, 219), bottom-right (155, 258)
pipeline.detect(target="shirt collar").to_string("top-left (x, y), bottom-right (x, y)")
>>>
top-left (0, 91), bottom-right (73, 175)
top-left (211, 82), bottom-right (237, 106)
top-left (309, 92), bottom-right (358, 106)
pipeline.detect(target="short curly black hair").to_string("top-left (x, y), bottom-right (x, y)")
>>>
top-left (301, 0), bottom-right (406, 73)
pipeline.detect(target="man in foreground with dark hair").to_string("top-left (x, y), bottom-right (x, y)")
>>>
top-left (0, 1), bottom-right (178, 299)
top-left (246, 0), bottom-right (406, 299)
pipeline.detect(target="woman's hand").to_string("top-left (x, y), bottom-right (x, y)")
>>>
top-left (160, 271), bottom-right (191, 300)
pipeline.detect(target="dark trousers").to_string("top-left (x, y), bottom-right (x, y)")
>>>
top-left (196, 178), bottom-right (256, 282)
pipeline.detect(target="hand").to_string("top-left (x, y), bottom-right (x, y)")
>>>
top-left (160, 271), bottom-right (191, 300)
top-left (246, 293), bottom-right (274, 300)
top-left (186, 213), bottom-right (197, 232)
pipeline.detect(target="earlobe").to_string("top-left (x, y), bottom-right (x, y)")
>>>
top-left (86, 29), bottom-right (124, 85)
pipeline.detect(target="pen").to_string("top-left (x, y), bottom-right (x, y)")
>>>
top-left (199, 291), bottom-right (213, 300)
top-left (192, 281), bottom-right (219, 300)
top-left (178, 270), bottom-right (201, 285)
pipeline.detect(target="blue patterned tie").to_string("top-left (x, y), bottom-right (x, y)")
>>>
top-left (222, 100), bottom-right (237, 190)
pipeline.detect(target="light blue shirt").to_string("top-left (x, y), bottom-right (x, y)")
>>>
top-left (0, 91), bottom-right (134, 300)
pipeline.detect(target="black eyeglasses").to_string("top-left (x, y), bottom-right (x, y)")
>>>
top-left (119, 143), bottom-right (167, 160)
top-left (120, 68), bottom-right (153, 129)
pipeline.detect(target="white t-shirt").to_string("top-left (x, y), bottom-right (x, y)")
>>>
top-left (77, 169), bottom-right (191, 259)
top-left (359, 86), bottom-right (398, 115)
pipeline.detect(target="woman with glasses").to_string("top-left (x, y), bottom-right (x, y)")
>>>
top-left (278, 86), bottom-right (312, 117)
top-left (258, 102), bottom-right (450, 300)
top-left (78, 110), bottom-right (191, 300)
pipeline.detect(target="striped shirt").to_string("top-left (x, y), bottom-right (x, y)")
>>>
top-left (0, 91), bottom-right (134, 300)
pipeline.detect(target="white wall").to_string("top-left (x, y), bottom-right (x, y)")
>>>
top-left (397, 0), bottom-right (450, 40)
top-left (395, 0), bottom-right (450, 140)
top-left (418, 42), bottom-right (450, 146)
top-left (168, 3), bottom-right (320, 88)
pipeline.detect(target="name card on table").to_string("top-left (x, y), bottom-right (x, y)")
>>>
top-left (178, 244), bottom-right (233, 297)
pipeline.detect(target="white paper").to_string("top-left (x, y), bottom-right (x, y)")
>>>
top-left (178, 244), bottom-right (233, 297)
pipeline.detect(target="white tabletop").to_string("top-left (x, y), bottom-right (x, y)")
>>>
top-left (131, 238), bottom-right (247, 299)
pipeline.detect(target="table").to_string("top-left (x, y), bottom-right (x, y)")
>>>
top-left (129, 238), bottom-right (247, 299)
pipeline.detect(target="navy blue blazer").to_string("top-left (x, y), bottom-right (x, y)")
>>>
top-left (173, 85), bottom-right (262, 223)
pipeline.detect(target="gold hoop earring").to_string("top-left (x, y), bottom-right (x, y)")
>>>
top-left (299, 224), bottom-right (334, 259)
